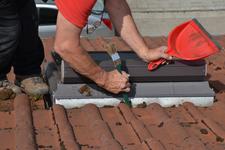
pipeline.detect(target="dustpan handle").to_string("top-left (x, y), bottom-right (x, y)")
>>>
top-left (148, 58), bottom-right (167, 71)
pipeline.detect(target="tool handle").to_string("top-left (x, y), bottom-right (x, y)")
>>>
top-left (148, 58), bottom-right (167, 71)
top-left (116, 64), bottom-right (132, 107)
top-left (123, 94), bottom-right (132, 107)
top-left (116, 64), bottom-right (122, 73)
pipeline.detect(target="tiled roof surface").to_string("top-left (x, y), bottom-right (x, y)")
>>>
top-left (1, 36), bottom-right (225, 149)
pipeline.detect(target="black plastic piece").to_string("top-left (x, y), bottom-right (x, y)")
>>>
top-left (62, 52), bottom-right (206, 83)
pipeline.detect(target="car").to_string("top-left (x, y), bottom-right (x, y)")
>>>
top-left (35, 0), bottom-right (115, 38)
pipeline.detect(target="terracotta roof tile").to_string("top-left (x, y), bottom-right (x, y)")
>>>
top-left (1, 35), bottom-right (225, 149)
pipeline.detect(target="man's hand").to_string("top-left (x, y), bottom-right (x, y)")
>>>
top-left (100, 70), bottom-right (130, 94)
top-left (139, 46), bottom-right (173, 63)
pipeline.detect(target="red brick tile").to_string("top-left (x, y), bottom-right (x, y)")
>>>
top-left (143, 36), bottom-right (167, 49)
top-left (110, 124), bottom-right (140, 146)
top-left (67, 108), bottom-right (84, 126)
top-left (33, 109), bottom-right (60, 149)
top-left (14, 94), bottom-right (36, 150)
top-left (81, 104), bottom-right (102, 122)
top-left (68, 104), bottom-right (102, 126)
top-left (80, 38), bottom-right (95, 51)
top-left (143, 103), bottom-right (170, 125)
top-left (198, 101), bottom-right (225, 129)
top-left (216, 92), bottom-right (225, 100)
top-left (130, 119), bottom-right (152, 142)
top-left (184, 123), bottom-right (221, 149)
top-left (32, 110), bottom-right (54, 129)
top-left (35, 129), bottom-right (59, 150)
top-left (53, 105), bottom-right (80, 150)
top-left (100, 140), bottom-right (122, 150)
top-left (100, 107), bottom-right (126, 126)
top-left (166, 106), bottom-right (196, 123)
top-left (111, 37), bottom-right (131, 51)
top-left (73, 126), bottom-right (96, 146)
top-left (31, 99), bottom-right (45, 110)
top-left (134, 104), bottom-right (207, 149)
top-left (0, 112), bottom-right (14, 128)
top-left (155, 119), bottom-right (204, 149)
top-left (89, 119), bottom-right (121, 149)
top-left (73, 119), bottom-right (121, 149)
top-left (123, 142), bottom-right (149, 150)
top-left (0, 99), bottom-right (14, 112)
top-left (68, 104), bottom-right (121, 149)
top-left (0, 129), bottom-right (15, 150)
top-left (118, 103), bottom-right (136, 123)
top-left (184, 103), bottom-right (225, 145)
top-left (145, 138), bottom-right (166, 150)
top-left (90, 37), bottom-right (107, 51)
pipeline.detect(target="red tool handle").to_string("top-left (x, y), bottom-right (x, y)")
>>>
top-left (148, 58), bottom-right (167, 71)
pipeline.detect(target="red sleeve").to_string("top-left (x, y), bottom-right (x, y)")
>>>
top-left (55, 0), bottom-right (97, 28)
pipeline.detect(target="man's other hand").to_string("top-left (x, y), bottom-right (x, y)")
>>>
top-left (140, 46), bottom-right (172, 62)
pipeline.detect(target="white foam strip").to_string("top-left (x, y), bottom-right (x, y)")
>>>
top-left (55, 97), bottom-right (214, 109)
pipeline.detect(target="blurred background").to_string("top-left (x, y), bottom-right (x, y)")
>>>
top-left (35, 0), bottom-right (225, 38)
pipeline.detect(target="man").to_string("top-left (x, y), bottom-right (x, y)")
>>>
top-left (0, 0), bottom-right (48, 99)
top-left (54, 0), bottom-right (172, 94)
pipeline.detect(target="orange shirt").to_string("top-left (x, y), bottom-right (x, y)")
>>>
top-left (55, 0), bottom-right (97, 28)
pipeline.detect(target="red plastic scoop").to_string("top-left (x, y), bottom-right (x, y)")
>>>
top-left (148, 18), bottom-right (222, 71)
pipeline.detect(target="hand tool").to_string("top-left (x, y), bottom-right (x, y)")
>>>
top-left (105, 44), bottom-right (132, 107)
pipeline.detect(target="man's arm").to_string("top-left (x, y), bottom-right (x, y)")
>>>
top-left (54, 12), bottom-right (130, 94)
top-left (105, 0), bottom-right (172, 62)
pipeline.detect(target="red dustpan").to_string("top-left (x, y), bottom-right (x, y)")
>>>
top-left (148, 18), bottom-right (223, 71)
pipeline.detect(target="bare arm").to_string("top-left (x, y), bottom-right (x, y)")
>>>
top-left (54, 12), bottom-right (130, 94)
top-left (54, 13), bottom-right (106, 86)
top-left (105, 0), bottom-right (171, 62)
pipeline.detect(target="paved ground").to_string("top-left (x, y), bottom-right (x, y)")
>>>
top-left (126, 0), bottom-right (225, 36)
top-left (127, 0), bottom-right (225, 12)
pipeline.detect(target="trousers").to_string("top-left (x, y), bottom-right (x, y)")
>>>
top-left (0, 0), bottom-right (44, 80)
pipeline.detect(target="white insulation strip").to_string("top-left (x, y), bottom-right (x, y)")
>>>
top-left (56, 97), bottom-right (214, 109)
